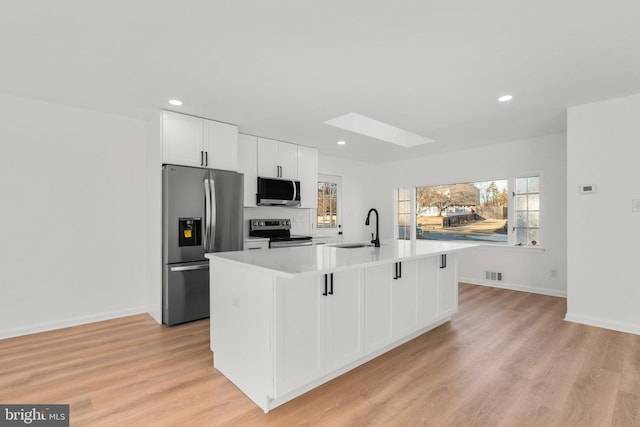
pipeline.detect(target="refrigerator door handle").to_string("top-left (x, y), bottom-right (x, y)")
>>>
top-left (204, 178), bottom-right (211, 251)
top-left (210, 176), bottom-right (217, 251)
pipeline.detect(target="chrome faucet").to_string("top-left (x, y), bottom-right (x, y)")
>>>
top-left (365, 208), bottom-right (380, 247)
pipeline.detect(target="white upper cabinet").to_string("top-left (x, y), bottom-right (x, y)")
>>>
top-left (162, 111), bottom-right (203, 167)
top-left (162, 111), bottom-right (238, 171)
top-left (297, 146), bottom-right (318, 209)
top-left (237, 134), bottom-right (258, 207)
top-left (203, 119), bottom-right (238, 171)
top-left (257, 137), bottom-right (298, 180)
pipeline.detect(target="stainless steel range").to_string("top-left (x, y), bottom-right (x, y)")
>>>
top-left (249, 219), bottom-right (313, 248)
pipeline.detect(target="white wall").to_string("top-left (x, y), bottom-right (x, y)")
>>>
top-left (318, 155), bottom-right (377, 243)
top-left (373, 133), bottom-right (568, 297)
top-left (0, 93), bottom-right (148, 339)
top-left (566, 93), bottom-right (640, 334)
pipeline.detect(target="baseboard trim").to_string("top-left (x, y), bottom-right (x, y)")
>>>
top-left (564, 312), bottom-right (640, 336)
top-left (0, 306), bottom-right (149, 340)
top-left (459, 276), bottom-right (567, 298)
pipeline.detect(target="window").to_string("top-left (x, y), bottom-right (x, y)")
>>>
top-left (397, 188), bottom-right (411, 240)
top-left (316, 175), bottom-right (341, 235)
top-left (395, 174), bottom-right (540, 246)
top-left (513, 176), bottom-right (540, 246)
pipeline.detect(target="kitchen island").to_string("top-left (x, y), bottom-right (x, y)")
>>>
top-left (206, 240), bottom-right (476, 412)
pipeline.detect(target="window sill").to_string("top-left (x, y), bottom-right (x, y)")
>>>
top-left (472, 242), bottom-right (546, 253)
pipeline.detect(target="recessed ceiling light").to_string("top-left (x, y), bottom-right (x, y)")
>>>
top-left (337, 140), bottom-right (346, 145)
top-left (168, 99), bottom-right (183, 106)
top-left (498, 95), bottom-right (513, 102)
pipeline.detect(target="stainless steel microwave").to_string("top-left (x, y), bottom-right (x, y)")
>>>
top-left (256, 177), bottom-right (301, 207)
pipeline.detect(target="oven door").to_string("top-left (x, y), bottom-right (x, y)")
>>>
top-left (269, 239), bottom-right (313, 248)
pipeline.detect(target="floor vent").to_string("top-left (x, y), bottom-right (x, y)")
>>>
top-left (485, 271), bottom-right (503, 281)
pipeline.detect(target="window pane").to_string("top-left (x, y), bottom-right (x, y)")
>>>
top-left (515, 195), bottom-right (527, 211)
top-left (317, 180), bottom-right (338, 229)
top-left (516, 228), bottom-right (528, 245)
top-left (528, 229), bottom-right (540, 245)
top-left (528, 194), bottom-right (539, 211)
top-left (399, 188), bottom-right (407, 200)
top-left (527, 211), bottom-right (540, 228)
top-left (516, 212), bottom-right (527, 227)
top-left (528, 177), bottom-right (539, 193)
top-left (516, 178), bottom-right (527, 194)
top-left (415, 180), bottom-right (507, 243)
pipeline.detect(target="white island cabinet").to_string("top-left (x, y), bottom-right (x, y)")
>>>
top-left (206, 240), bottom-right (475, 412)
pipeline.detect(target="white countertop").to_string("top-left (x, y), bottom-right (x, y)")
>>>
top-left (206, 240), bottom-right (478, 279)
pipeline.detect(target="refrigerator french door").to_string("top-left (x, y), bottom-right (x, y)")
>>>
top-left (163, 165), bottom-right (243, 326)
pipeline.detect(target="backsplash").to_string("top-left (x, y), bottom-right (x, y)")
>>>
top-left (244, 207), bottom-right (313, 237)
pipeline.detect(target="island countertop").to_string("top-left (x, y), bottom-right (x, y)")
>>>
top-left (206, 240), bottom-right (477, 279)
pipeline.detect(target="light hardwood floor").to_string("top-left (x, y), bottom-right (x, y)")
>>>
top-left (2, 283), bottom-right (640, 426)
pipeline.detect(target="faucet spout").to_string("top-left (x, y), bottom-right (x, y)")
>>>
top-left (365, 208), bottom-right (380, 247)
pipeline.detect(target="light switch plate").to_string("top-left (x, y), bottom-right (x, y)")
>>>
top-left (633, 199), bottom-right (640, 212)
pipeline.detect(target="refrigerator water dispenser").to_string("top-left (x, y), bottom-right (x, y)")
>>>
top-left (178, 218), bottom-right (202, 247)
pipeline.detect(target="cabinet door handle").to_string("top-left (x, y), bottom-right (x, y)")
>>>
top-left (323, 274), bottom-right (328, 296)
top-left (399, 262), bottom-right (402, 278)
top-left (393, 262), bottom-right (399, 280)
top-left (329, 273), bottom-right (334, 295)
top-left (440, 254), bottom-right (447, 269)
top-left (200, 151), bottom-right (204, 166)
top-left (205, 151), bottom-right (208, 167)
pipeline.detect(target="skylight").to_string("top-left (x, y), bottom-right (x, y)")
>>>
top-left (324, 113), bottom-right (434, 148)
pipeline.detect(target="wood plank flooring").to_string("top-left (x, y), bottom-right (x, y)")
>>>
top-left (2, 283), bottom-right (640, 426)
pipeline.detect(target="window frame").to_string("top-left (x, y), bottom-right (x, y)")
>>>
top-left (315, 174), bottom-right (342, 238)
top-left (394, 187), bottom-right (416, 240)
top-left (394, 172), bottom-right (543, 248)
top-left (508, 173), bottom-right (542, 247)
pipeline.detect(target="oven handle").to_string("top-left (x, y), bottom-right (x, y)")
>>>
top-left (270, 240), bottom-right (313, 248)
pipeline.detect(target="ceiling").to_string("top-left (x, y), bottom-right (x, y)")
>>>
top-left (2, 1), bottom-right (639, 163)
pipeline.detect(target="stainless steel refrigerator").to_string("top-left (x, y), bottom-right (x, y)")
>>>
top-left (163, 164), bottom-right (243, 326)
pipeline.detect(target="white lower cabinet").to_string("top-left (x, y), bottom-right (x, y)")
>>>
top-left (364, 254), bottom-right (456, 355)
top-left (275, 269), bottom-right (364, 398)
top-left (418, 256), bottom-right (440, 327)
top-left (391, 260), bottom-right (420, 338)
top-left (364, 260), bottom-right (421, 354)
top-left (275, 276), bottom-right (325, 397)
top-left (210, 250), bottom-right (463, 413)
top-left (363, 264), bottom-right (393, 354)
top-left (438, 253), bottom-right (458, 317)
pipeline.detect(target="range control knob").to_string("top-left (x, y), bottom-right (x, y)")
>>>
top-left (285, 220), bottom-right (291, 226)
top-left (258, 221), bottom-right (264, 227)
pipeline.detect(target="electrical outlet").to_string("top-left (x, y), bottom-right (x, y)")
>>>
top-left (633, 199), bottom-right (640, 213)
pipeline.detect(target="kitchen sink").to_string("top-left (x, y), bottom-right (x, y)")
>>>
top-left (331, 243), bottom-right (376, 249)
